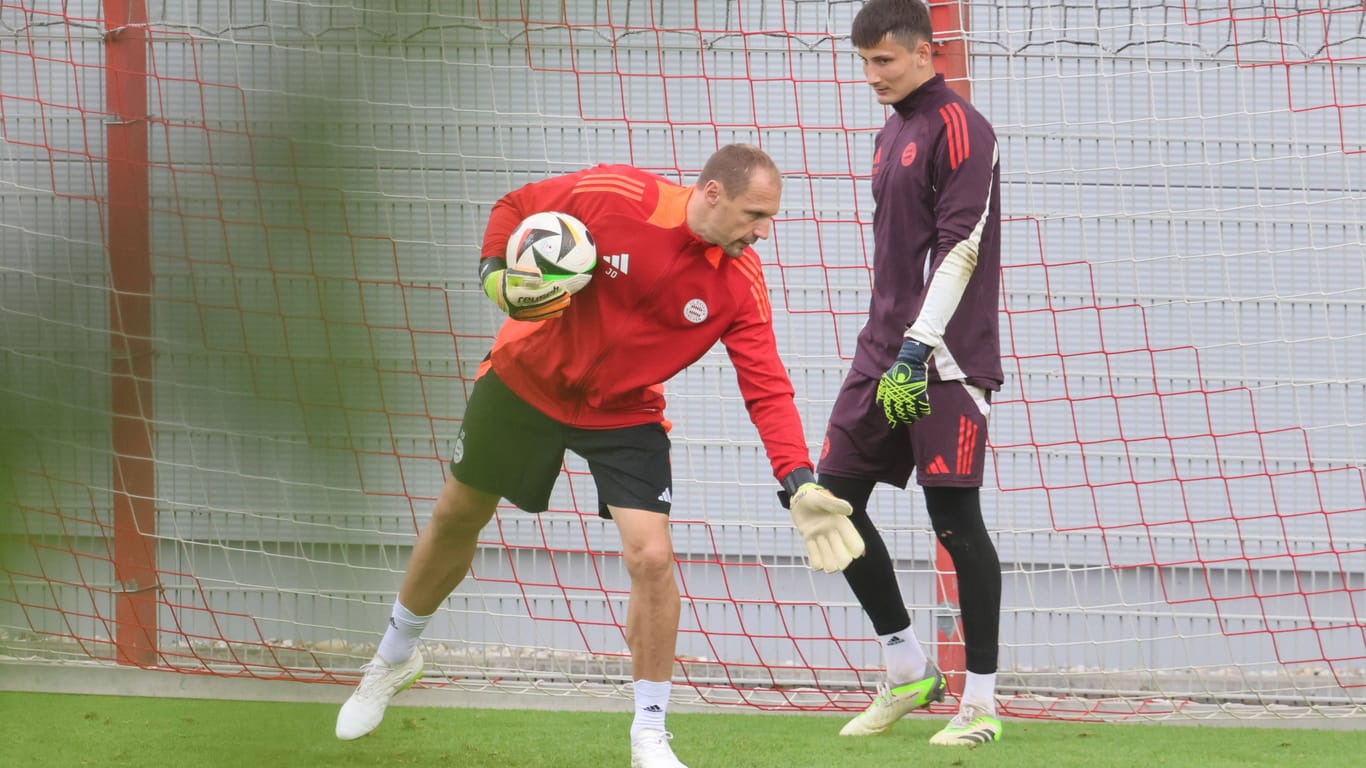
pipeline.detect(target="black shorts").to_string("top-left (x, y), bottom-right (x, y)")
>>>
top-left (450, 370), bottom-right (673, 517)
top-left (817, 369), bottom-right (991, 489)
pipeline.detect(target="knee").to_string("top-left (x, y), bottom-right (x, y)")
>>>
top-left (931, 518), bottom-right (990, 558)
top-left (622, 537), bottom-right (676, 584)
top-left (924, 487), bottom-right (992, 555)
top-left (934, 525), bottom-right (971, 556)
top-left (428, 478), bottom-right (497, 540)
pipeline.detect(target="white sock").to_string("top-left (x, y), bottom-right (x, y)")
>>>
top-left (962, 671), bottom-right (997, 713)
top-left (630, 679), bottom-right (672, 739)
top-left (375, 600), bottom-right (431, 665)
top-left (879, 626), bottom-right (929, 685)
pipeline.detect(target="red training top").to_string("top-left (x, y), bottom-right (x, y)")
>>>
top-left (480, 163), bottom-right (812, 481)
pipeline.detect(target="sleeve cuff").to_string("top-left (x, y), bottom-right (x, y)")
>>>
top-left (781, 466), bottom-right (815, 496)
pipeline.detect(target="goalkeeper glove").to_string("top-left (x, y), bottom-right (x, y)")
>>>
top-left (875, 338), bottom-right (932, 427)
top-left (779, 468), bottom-right (865, 573)
top-left (481, 259), bottom-right (571, 322)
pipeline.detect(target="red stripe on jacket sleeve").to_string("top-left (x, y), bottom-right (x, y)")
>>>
top-left (939, 102), bottom-right (971, 170)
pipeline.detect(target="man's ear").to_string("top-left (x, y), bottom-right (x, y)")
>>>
top-left (703, 179), bottom-right (723, 206)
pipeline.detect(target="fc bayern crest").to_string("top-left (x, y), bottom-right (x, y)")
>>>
top-left (684, 298), bottom-right (708, 323)
top-left (450, 429), bottom-right (465, 464)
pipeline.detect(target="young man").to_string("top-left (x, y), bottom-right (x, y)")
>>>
top-left (333, 144), bottom-right (865, 768)
top-left (818, 0), bottom-right (1005, 746)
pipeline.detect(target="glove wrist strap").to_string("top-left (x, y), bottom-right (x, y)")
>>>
top-left (478, 256), bottom-right (507, 282)
top-left (781, 467), bottom-right (815, 497)
top-left (480, 257), bottom-right (507, 305)
top-left (898, 338), bottom-right (933, 362)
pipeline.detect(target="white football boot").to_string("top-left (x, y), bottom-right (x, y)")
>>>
top-left (839, 659), bottom-right (947, 736)
top-left (334, 649), bottom-right (423, 740)
top-left (630, 728), bottom-right (689, 768)
top-left (929, 702), bottom-right (1003, 745)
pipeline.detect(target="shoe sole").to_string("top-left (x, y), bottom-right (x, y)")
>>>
top-left (930, 720), bottom-right (1001, 746)
top-left (929, 729), bottom-right (1001, 746)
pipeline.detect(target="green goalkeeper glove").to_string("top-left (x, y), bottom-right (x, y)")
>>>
top-left (780, 469), bottom-right (865, 573)
top-left (875, 338), bottom-right (932, 427)
top-left (481, 258), bottom-right (571, 322)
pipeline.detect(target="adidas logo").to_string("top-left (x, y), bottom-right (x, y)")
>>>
top-left (604, 252), bottom-right (630, 276)
top-left (657, 487), bottom-right (672, 503)
top-left (642, 704), bottom-right (663, 713)
top-left (925, 455), bottom-right (950, 474)
top-left (886, 635), bottom-right (905, 646)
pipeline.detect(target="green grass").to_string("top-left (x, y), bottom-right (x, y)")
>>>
top-left (1, 691), bottom-right (1360, 767)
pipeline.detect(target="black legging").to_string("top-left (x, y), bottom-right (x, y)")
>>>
top-left (819, 474), bottom-right (1001, 674)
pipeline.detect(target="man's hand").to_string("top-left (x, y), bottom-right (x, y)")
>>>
top-left (786, 478), bottom-right (865, 573)
top-left (483, 263), bottom-right (570, 321)
top-left (875, 338), bottom-right (932, 427)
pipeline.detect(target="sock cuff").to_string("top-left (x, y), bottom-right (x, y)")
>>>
top-left (877, 626), bottom-right (914, 647)
top-left (961, 671), bottom-right (998, 709)
top-left (391, 600), bottom-right (433, 627)
top-left (632, 679), bottom-right (673, 698)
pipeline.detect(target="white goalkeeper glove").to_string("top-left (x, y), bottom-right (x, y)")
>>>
top-left (781, 469), bottom-right (865, 573)
top-left (481, 258), bottom-right (570, 322)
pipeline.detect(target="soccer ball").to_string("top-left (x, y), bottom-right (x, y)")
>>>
top-left (506, 211), bottom-right (596, 295)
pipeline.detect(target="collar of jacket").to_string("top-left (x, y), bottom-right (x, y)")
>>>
top-left (892, 72), bottom-right (945, 118)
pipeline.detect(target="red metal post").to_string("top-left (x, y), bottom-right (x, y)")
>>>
top-left (105, 0), bottom-right (157, 666)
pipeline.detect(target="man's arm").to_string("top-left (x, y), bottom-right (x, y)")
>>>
top-left (718, 254), bottom-right (811, 481)
top-left (877, 112), bottom-right (999, 427)
top-left (482, 172), bottom-right (585, 260)
top-left (479, 172), bottom-right (591, 321)
top-left (905, 118), bottom-right (999, 350)
top-left (721, 254), bottom-right (865, 572)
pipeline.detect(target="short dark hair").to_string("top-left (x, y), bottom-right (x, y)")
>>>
top-left (851, 0), bottom-right (933, 50)
top-left (698, 144), bottom-right (780, 198)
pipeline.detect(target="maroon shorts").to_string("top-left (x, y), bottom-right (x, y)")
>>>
top-left (816, 369), bottom-right (991, 489)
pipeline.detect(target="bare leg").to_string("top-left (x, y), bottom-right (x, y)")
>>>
top-left (609, 505), bottom-right (680, 682)
top-left (397, 475), bottom-right (499, 615)
top-left (335, 474), bottom-right (498, 740)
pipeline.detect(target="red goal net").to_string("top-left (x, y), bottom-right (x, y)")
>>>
top-left (2, 0), bottom-right (1362, 723)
